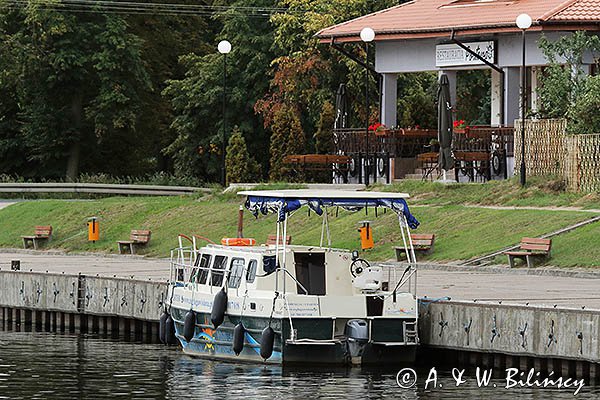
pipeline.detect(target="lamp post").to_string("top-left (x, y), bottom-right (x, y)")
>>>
top-left (218, 39), bottom-right (232, 187)
top-left (360, 27), bottom-right (375, 186)
top-left (516, 13), bottom-right (532, 187)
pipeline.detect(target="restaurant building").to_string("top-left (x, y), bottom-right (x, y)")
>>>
top-left (315, 0), bottom-right (600, 183)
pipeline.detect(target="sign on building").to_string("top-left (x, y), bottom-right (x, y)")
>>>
top-left (436, 41), bottom-right (495, 67)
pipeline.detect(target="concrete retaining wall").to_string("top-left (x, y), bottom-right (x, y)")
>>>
top-left (420, 300), bottom-right (600, 363)
top-left (0, 271), bottom-right (166, 321)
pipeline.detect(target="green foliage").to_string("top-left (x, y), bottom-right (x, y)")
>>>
top-left (538, 31), bottom-right (600, 133)
top-left (397, 73), bottom-right (438, 129)
top-left (225, 126), bottom-right (261, 184)
top-left (164, 0), bottom-right (275, 182)
top-left (269, 105), bottom-right (306, 181)
top-left (456, 70), bottom-right (491, 125)
top-left (0, 5), bottom-right (151, 180)
top-left (314, 101), bottom-right (335, 154)
top-left (568, 75), bottom-right (600, 134)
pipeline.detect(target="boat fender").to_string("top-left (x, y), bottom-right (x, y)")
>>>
top-left (211, 288), bottom-right (228, 329)
top-left (159, 311), bottom-right (169, 344)
top-left (183, 310), bottom-right (196, 343)
top-left (165, 315), bottom-right (178, 345)
top-left (260, 326), bottom-right (275, 361)
top-left (232, 323), bottom-right (245, 355)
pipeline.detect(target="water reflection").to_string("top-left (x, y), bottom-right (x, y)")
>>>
top-left (0, 330), bottom-right (597, 399)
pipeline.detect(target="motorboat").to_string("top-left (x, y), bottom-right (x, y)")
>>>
top-left (164, 189), bottom-right (420, 365)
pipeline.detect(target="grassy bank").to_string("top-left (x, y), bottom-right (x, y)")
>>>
top-left (0, 180), bottom-right (598, 266)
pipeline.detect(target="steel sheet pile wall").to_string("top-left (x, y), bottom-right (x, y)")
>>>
top-left (83, 275), bottom-right (166, 321)
top-left (0, 271), bottom-right (79, 313)
top-left (420, 300), bottom-right (600, 363)
top-left (0, 270), bottom-right (166, 321)
top-left (564, 134), bottom-right (600, 192)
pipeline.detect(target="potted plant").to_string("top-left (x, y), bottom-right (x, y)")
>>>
top-left (453, 119), bottom-right (467, 134)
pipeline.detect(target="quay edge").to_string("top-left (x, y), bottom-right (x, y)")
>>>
top-left (0, 269), bottom-right (599, 378)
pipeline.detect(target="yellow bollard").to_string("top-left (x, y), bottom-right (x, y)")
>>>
top-left (87, 217), bottom-right (99, 242)
top-left (358, 221), bottom-right (374, 250)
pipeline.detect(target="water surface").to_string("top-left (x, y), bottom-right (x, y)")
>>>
top-left (0, 331), bottom-right (596, 399)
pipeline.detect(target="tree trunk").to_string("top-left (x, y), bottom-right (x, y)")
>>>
top-left (66, 93), bottom-right (83, 181)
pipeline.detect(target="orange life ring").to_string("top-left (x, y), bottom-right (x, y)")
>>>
top-left (221, 237), bottom-right (256, 246)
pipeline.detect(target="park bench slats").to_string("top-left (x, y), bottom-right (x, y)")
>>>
top-left (395, 233), bottom-right (435, 261)
top-left (117, 229), bottom-right (151, 254)
top-left (266, 234), bottom-right (292, 246)
top-left (505, 237), bottom-right (552, 268)
top-left (22, 225), bottom-right (53, 250)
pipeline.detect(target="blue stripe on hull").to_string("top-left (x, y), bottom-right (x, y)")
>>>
top-left (173, 311), bottom-right (282, 364)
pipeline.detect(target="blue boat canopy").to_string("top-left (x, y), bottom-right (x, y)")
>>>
top-left (239, 190), bottom-right (419, 229)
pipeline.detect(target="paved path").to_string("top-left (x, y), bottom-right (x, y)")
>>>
top-left (1, 250), bottom-right (599, 310)
top-left (0, 201), bottom-right (17, 210)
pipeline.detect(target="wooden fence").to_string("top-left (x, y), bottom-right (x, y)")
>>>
top-left (513, 119), bottom-right (567, 178)
top-left (565, 134), bottom-right (600, 192)
top-left (513, 119), bottom-right (600, 192)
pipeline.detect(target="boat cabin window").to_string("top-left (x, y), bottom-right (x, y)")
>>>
top-left (228, 258), bottom-right (245, 289)
top-left (262, 255), bottom-right (277, 275)
top-left (246, 259), bottom-right (257, 283)
top-left (294, 253), bottom-right (326, 296)
top-left (210, 255), bottom-right (228, 286)
top-left (197, 254), bottom-right (211, 284)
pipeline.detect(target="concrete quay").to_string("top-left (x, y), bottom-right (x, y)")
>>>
top-left (1, 249), bottom-right (599, 377)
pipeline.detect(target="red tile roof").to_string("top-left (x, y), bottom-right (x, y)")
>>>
top-left (316, 0), bottom-right (600, 42)
top-left (550, 0), bottom-right (600, 21)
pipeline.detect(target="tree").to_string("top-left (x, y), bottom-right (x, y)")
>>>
top-left (0, 4), bottom-right (150, 180)
top-left (314, 101), bottom-right (334, 154)
top-left (537, 31), bottom-right (600, 124)
top-left (225, 126), bottom-right (261, 184)
top-left (164, 0), bottom-right (275, 182)
top-left (269, 105), bottom-right (306, 181)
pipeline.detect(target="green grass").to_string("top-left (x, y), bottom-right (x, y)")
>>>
top-left (0, 191), bottom-right (595, 266)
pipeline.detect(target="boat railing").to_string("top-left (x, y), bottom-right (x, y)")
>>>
top-left (276, 268), bottom-right (309, 295)
top-left (169, 246), bottom-right (196, 283)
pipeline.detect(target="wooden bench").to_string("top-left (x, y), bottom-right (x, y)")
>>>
top-left (395, 234), bottom-right (435, 261)
top-left (266, 234), bottom-right (292, 246)
top-left (504, 237), bottom-right (552, 268)
top-left (22, 226), bottom-right (53, 250)
top-left (117, 230), bottom-right (152, 254)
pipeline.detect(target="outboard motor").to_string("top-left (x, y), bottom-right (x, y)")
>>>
top-left (345, 319), bottom-right (369, 365)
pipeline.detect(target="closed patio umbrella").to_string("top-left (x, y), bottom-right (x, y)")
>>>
top-left (437, 74), bottom-right (454, 171)
top-left (334, 83), bottom-right (348, 129)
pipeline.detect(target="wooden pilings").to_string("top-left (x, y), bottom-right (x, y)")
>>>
top-left (0, 306), bottom-right (160, 343)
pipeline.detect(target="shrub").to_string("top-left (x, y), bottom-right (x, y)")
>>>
top-left (225, 126), bottom-right (261, 184)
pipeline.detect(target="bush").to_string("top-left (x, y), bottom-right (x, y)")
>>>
top-left (568, 76), bottom-right (600, 135)
top-left (225, 126), bottom-right (261, 184)
top-left (269, 105), bottom-right (306, 181)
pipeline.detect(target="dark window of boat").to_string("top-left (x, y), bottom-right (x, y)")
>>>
top-left (198, 254), bottom-right (211, 284)
top-left (228, 258), bottom-right (245, 289)
top-left (294, 253), bottom-right (326, 295)
top-left (262, 255), bottom-right (278, 275)
top-left (246, 260), bottom-right (258, 283)
top-left (211, 255), bottom-right (228, 286)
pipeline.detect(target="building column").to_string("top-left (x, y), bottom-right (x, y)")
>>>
top-left (491, 69), bottom-right (503, 126)
top-left (503, 67), bottom-right (520, 126)
top-left (381, 73), bottom-right (397, 127)
top-left (530, 66), bottom-right (540, 114)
